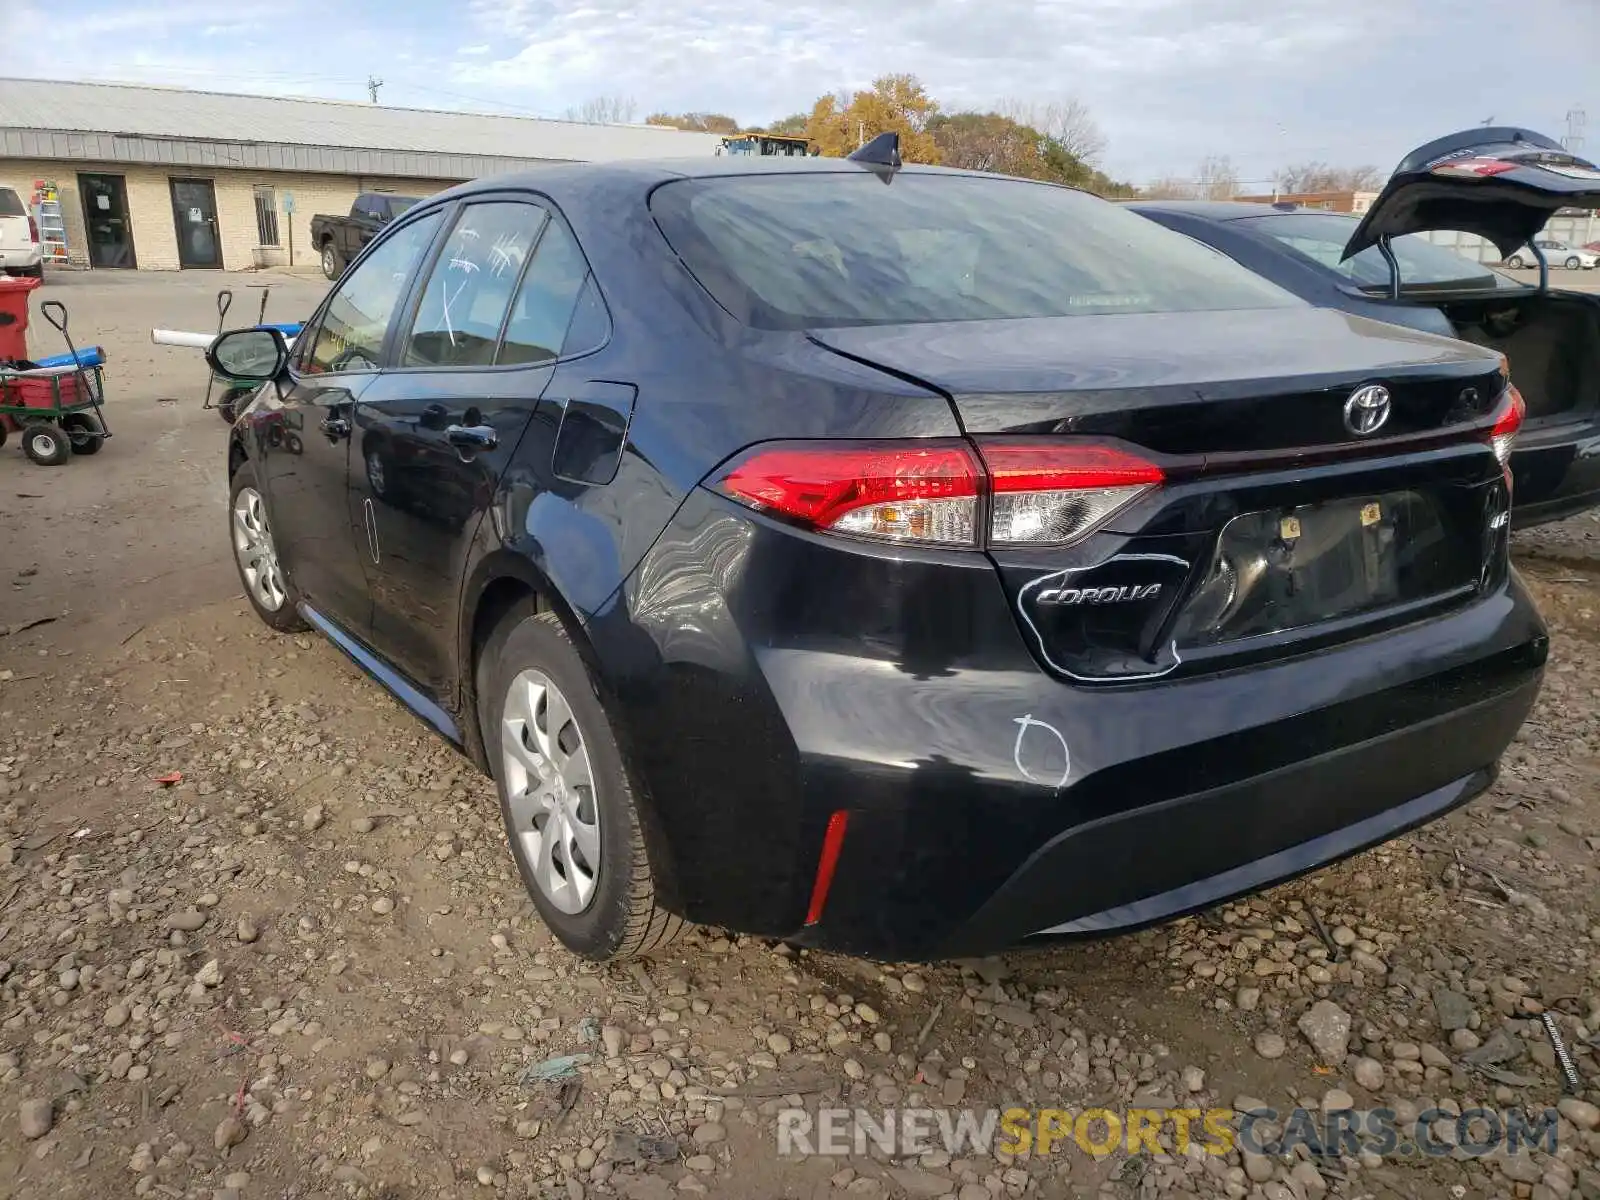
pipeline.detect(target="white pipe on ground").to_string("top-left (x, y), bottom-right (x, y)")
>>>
top-left (151, 329), bottom-right (298, 351)
top-left (151, 329), bottom-right (220, 349)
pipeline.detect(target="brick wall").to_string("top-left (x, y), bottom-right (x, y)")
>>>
top-left (0, 159), bottom-right (459, 271)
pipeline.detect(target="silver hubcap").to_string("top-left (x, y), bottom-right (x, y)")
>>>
top-left (232, 486), bottom-right (287, 612)
top-left (500, 669), bottom-right (600, 914)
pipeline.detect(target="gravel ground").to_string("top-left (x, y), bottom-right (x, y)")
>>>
top-left (0, 274), bottom-right (1597, 1200)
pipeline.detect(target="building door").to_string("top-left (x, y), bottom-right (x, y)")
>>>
top-left (169, 178), bottom-right (222, 269)
top-left (78, 174), bottom-right (135, 268)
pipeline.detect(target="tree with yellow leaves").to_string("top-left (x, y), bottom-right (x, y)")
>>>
top-left (803, 74), bottom-right (942, 163)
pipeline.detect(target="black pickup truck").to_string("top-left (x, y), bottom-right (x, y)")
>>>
top-left (309, 193), bottom-right (420, 280)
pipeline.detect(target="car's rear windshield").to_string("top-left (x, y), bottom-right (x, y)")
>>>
top-left (1237, 213), bottom-right (1522, 294)
top-left (650, 172), bottom-right (1300, 329)
top-left (0, 188), bottom-right (26, 218)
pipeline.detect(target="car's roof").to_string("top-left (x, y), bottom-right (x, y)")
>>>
top-left (1125, 199), bottom-right (1353, 222)
top-left (429, 156), bottom-right (1068, 205)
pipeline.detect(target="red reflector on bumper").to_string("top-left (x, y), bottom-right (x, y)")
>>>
top-left (804, 810), bottom-right (851, 927)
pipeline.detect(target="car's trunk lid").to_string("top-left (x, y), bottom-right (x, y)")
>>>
top-left (809, 307), bottom-right (1507, 455)
top-left (1343, 126), bottom-right (1600, 260)
top-left (808, 308), bottom-right (1514, 684)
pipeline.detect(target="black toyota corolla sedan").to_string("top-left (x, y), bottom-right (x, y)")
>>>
top-left (1131, 127), bottom-right (1600, 529)
top-left (209, 140), bottom-right (1547, 963)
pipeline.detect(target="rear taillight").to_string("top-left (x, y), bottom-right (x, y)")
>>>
top-left (1488, 383), bottom-right (1525, 466)
top-left (26, 216), bottom-right (38, 245)
top-left (713, 438), bottom-right (1165, 548)
top-left (977, 440), bottom-right (1164, 546)
top-left (1430, 157), bottom-right (1521, 179)
top-left (715, 441), bottom-right (981, 546)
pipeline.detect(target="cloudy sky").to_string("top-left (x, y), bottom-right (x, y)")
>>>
top-left (8, 0), bottom-right (1599, 185)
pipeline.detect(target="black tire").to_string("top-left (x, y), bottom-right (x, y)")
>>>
top-left (228, 460), bottom-right (307, 632)
top-left (320, 242), bottom-right (342, 281)
top-left (21, 422), bottom-right (70, 466)
top-left (1567, 256), bottom-right (1582, 270)
top-left (1507, 255), bottom-right (1526, 269)
top-left (0, 423), bottom-right (8, 449)
top-left (477, 606), bottom-right (684, 961)
top-left (20, 263), bottom-right (43, 280)
top-left (61, 412), bottom-right (104, 455)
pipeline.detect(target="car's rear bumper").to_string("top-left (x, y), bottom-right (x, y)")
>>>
top-left (0, 244), bottom-right (43, 271)
top-left (603, 493), bottom-right (1548, 961)
top-left (1511, 415), bottom-right (1600, 528)
top-left (937, 669), bottom-right (1531, 954)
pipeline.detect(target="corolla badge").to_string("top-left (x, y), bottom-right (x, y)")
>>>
top-left (1034, 583), bottom-right (1162, 606)
top-left (1343, 384), bottom-right (1392, 436)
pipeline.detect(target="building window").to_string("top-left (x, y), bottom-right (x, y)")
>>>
top-left (253, 186), bottom-right (280, 247)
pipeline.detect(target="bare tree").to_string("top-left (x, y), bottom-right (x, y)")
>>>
top-left (1195, 154), bottom-right (1240, 200)
top-left (1139, 176), bottom-right (1197, 200)
top-left (563, 95), bottom-right (638, 125)
top-left (1277, 161), bottom-right (1382, 193)
top-left (1000, 97), bottom-right (1107, 164)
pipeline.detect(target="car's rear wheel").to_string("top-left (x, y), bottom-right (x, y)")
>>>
top-left (321, 242), bottom-right (341, 281)
top-left (478, 605), bottom-right (684, 961)
top-left (1507, 254), bottom-right (1527, 269)
top-left (229, 461), bottom-right (307, 632)
top-left (1566, 255), bottom-right (1583, 270)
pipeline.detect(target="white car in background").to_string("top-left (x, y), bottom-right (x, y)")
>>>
top-left (0, 184), bottom-right (43, 278)
top-left (1505, 237), bottom-right (1598, 270)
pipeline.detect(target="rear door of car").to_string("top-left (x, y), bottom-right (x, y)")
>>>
top-left (349, 194), bottom-right (592, 701)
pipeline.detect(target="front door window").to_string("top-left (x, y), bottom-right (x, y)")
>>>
top-left (299, 211), bottom-right (443, 376)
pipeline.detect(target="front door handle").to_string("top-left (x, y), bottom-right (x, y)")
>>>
top-left (320, 415), bottom-right (351, 439)
top-left (446, 424), bottom-right (497, 451)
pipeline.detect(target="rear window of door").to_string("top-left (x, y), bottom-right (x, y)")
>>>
top-left (650, 173), bottom-right (1298, 329)
top-left (402, 201), bottom-right (549, 368)
top-left (499, 217), bottom-right (597, 365)
top-left (298, 211), bottom-right (442, 375)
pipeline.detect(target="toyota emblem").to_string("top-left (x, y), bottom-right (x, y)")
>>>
top-left (1343, 384), bottom-right (1392, 436)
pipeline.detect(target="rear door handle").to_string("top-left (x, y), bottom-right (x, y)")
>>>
top-left (446, 424), bottom-right (497, 451)
top-left (320, 416), bottom-right (351, 438)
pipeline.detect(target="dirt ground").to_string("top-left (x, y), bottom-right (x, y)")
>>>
top-left (0, 271), bottom-right (1598, 1200)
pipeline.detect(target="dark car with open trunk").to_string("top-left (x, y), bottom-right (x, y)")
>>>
top-left (1132, 126), bottom-right (1600, 529)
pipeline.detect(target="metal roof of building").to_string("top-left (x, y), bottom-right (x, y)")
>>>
top-left (0, 78), bottom-right (726, 180)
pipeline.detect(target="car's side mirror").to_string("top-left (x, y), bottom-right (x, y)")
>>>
top-left (208, 327), bottom-right (289, 383)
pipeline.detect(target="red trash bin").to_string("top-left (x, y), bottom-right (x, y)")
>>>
top-left (0, 275), bottom-right (42, 363)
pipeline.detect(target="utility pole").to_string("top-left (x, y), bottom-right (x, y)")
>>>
top-left (366, 75), bottom-right (385, 104)
top-left (1564, 106), bottom-right (1587, 154)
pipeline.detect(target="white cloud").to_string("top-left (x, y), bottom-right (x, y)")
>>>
top-left (12, 0), bottom-right (1599, 181)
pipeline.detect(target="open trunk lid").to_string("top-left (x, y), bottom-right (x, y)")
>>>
top-left (1344, 126), bottom-right (1600, 260)
top-left (808, 308), bottom-right (1517, 683)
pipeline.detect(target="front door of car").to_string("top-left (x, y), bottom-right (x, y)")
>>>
top-left (350, 198), bottom-right (594, 699)
top-left (259, 208), bottom-right (445, 638)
